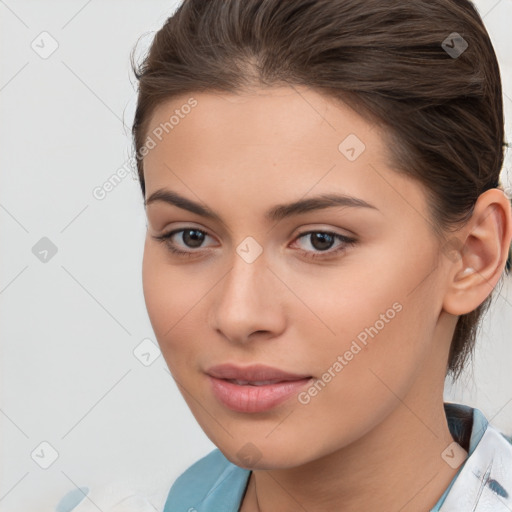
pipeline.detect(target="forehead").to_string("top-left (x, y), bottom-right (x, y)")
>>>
top-left (142, 86), bottom-right (429, 223)
top-left (145, 86), bottom-right (379, 159)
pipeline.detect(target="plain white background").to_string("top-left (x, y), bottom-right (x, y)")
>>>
top-left (0, 1), bottom-right (511, 510)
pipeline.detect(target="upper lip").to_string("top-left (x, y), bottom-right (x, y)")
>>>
top-left (206, 363), bottom-right (311, 382)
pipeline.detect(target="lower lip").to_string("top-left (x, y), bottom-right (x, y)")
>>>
top-left (208, 375), bottom-right (313, 413)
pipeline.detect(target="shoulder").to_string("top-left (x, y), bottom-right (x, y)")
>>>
top-left (468, 422), bottom-right (512, 508)
top-left (54, 451), bottom-right (248, 512)
top-left (163, 448), bottom-right (251, 512)
top-left (439, 416), bottom-right (512, 511)
top-left (501, 432), bottom-right (512, 445)
top-left (55, 476), bottom-right (172, 512)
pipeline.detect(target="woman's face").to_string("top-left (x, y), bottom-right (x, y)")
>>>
top-left (141, 86), bottom-right (453, 469)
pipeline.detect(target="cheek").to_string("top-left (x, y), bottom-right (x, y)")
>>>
top-left (286, 303), bottom-right (432, 461)
top-left (292, 262), bottom-right (402, 351)
top-left (142, 242), bottom-right (219, 377)
top-left (142, 244), bottom-right (196, 349)
top-left (303, 253), bottom-right (435, 397)
top-left (142, 243), bottom-right (169, 336)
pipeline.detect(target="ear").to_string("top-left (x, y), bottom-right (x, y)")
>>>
top-left (442, 188), bottom-right (512, 316)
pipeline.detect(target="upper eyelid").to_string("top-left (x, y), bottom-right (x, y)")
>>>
top-left (160, 220), bottom-right (355, 236)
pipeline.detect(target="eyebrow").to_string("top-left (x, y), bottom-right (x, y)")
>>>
top-left (145, 189), bottom-right (379, 223)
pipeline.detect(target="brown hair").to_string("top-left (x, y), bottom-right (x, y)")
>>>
top-left (130, 0), bottom-right (511, 381)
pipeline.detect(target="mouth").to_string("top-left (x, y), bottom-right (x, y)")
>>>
top-left (225, 379), bottom-right (296, 386)
top-left (206, 363), bottom-right (311, 381)
top-left (205, 363), bottom-right (313, 413)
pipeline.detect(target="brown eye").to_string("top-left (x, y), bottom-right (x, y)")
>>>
top-left (152, 227), bottom-right (214, 257)
top-left (180, 229), bottom-right (206, 248)
top-left (293, 230), bottom-right (357, 260)
top-left (308, 232), bottom-right (335, 251)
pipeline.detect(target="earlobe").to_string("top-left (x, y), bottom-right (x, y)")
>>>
top-left (442, 189), bottom-right (512, 316)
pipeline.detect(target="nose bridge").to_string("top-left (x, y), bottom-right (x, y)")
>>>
top-left (222, 240), bottom-right (269, 309)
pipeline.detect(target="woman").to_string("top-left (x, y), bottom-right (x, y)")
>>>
top-left (57, 0), bottom-right (512, 510)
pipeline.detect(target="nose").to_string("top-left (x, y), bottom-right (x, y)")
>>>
top-left (209, 247), bottom-right (287, 345)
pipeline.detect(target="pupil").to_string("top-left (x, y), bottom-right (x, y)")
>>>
top-left (183, 229), bottom-right (204, 248)
top-left (311, 233), bottom-right (334, 251)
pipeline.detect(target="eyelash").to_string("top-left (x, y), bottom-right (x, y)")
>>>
top-left (152, 228), bottom-right (357, 261)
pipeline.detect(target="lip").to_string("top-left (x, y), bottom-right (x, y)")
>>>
top-left (206, 364), bottom-right (313, 413)
top-left (206, 363), bottom-right (311, 382)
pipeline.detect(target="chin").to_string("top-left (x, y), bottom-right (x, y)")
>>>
top-left (217, 437), bottom-right (314, 471)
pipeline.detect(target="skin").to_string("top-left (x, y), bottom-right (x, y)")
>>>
top-left (141, 86), bottom-right (512, 511)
